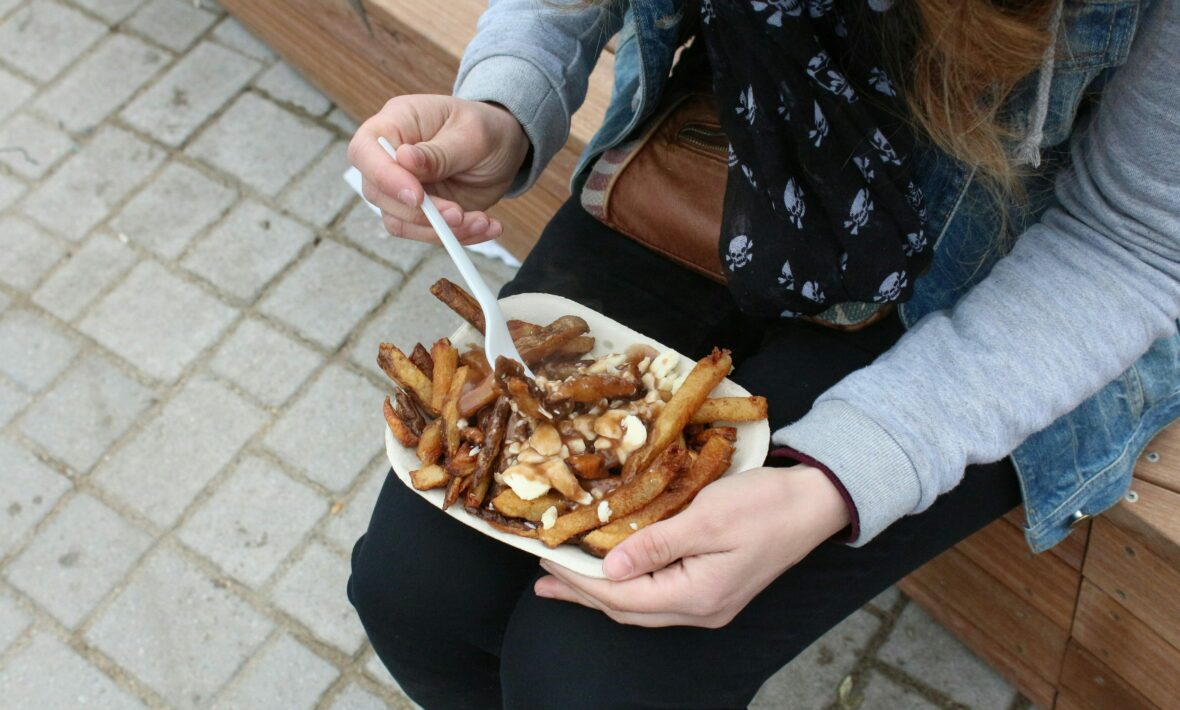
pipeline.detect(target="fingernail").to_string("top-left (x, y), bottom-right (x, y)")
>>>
top-left (443, 207), bottom-right (462, 226)
top-left (397, 189), bottom-right (416, 208)
top-left (603, 551), bottom-right (633, 580)
top-left (488, 221), bottom-right (503, 237)
top-left (534, 584), bottom-right (553, 599)
top-left (471, 217), bottom-right (489, 234)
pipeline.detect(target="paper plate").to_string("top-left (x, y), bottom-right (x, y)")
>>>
top-left (383, 292), bottom-right (771, 578)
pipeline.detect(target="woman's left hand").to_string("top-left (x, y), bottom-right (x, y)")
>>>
top-left (534, 464), bottom-right (850, 628)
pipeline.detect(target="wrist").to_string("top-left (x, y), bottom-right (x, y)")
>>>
top-left (482, 101), bottom-right (531, 174)
top-left (788, 465), bottom-right (852, 539)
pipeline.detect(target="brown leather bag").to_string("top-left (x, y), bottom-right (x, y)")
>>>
top-left (580, 91), bottom-right (729, 283)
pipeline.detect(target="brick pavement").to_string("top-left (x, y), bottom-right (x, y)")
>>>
top-left (0, 1), bottom-right (1033, 708)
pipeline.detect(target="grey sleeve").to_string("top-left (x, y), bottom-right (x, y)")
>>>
top-left (453, 0), bottom-right (623, 196)
top-left (774, 0), bottom-right (1180, 545)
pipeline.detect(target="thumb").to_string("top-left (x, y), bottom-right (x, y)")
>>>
top-left (603, 510), bottom-right (704, 581)
top-left (396, 130), bottom-right (477, 185)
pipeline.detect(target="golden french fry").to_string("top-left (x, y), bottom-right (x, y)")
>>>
top-left (554, 335), bottom-right (595, 361)
top-left (621, 348), bottom-right (732, 482)
top-left (492, 489), bottom-right (565, 521)
top-left (459, 346), bottom-right (492, 380)
top-left (430, 338), bottom-right (459, 412)
top-left (550, 373), bottom-right (638, 403)
top-left (410, 464), bottom-right (449, 490)
top-left (689, 396), bottom-right (768, 424)
top-left (538, 445), bottom-right (689, 548)
top-left (458, 372), bottom-right (501, 418)
top-left (516, 316), bottom-right (590, 365)
top-left (582, 435), bottom-right (734, 557)
top-left (431, 278), bottom-right (485, 333)
top-left (442, 472), bottom-right (469, 510)
top-left (417, 419), bottom-right (442, 465)
top-left (442, 365), bottom-right (469, 458)
top-left (383, 396), bottom-right (419, 448)
top-left (378, 343), bottom-right (437, 416)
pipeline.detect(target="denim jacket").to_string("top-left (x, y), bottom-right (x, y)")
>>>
top-left (456, 0), bottom-right (1171, 553)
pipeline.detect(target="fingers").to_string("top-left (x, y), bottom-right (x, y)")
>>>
top-left (604, 505), bottom-right (721, 580)
top-left (379, 206), bottom-right (503, 244)
top-left (538, 561), bottom-right (691, 616)
top-left (534, 575), bottom-right (690, 628)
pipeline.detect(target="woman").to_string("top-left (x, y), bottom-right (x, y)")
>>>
top-left (347, 0), bottom-right (1178, 707)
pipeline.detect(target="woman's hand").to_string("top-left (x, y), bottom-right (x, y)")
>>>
top-left (348, 95), bottom-right (530, 244)
top-left (534, 465), bottom-right (850, 628)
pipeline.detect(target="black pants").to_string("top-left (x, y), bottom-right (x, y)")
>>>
top-left (348, 199), bottom-right (1021, 710)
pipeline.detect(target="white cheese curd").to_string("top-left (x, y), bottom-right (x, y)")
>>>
top-left (597, 500), bottom-right (613, 524)
top-left (501, 465), bottom-right (551, 500)
top-left (540, 505), bottom-right (558, 530)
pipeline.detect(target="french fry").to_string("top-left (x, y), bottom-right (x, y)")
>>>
top-left (516, 316), bottom-right (590, 365)
top-left (383, 396), bottom-right (419, 448)
top-left (689, 396), bottom-right (768, 424)
top-left (378, 343), bottom-right (437, 416)
top-left (554, 336), bottom-right (595, 361)
top-left (409, 343), bottom-right (434, 379)
top-left (582, 435), bottom-right (734, 556)
top-left (550, 373), bottom-right (638, 403)
top-left (506, 377), bottom-right (547, 419)
top-left (620, 349), bottom-right (731, 483)
top-left (442, 365), bottom-right (469, 458)
top-left (410, 464), bottom-right (449, 490)
top-left (458, 372), bottom-right (501, 418)
top-left (538, 445), bottom-right (689, 548)
top-left (430, 278), bottom-right (484, 333)
top-left (417, 419), bottom-right (443, 465)
top-left (466, 397), bottom-right (511, 508)
top-left (442, 472), bottom-right (470, 510)
top-left (492, 489), bottom-right (565, 521)
top-left (566, 453), bottom-right (610, 479)
top-left (459, 347), bottom-right (492, 380)
top-left (688, 425), bottom-right (737, 449)
top-left (430, 338), bottom-right (458, 412)
top-left (466, 506), bottom-right (538, 538)
top-left (393, 390), bottom-right (425, 437)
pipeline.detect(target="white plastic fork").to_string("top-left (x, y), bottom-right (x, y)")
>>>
top-left (376, 137), bottom-right (533, 377)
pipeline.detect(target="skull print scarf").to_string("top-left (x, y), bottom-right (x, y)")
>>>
top-left (699, 0), bottom-right (929, 319)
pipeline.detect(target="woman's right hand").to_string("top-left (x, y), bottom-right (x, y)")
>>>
top-left (348, 94), bottom-right (531, 244)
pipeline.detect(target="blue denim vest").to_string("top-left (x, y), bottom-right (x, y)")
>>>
top-left (575, 0), bottom-right (1163, 553)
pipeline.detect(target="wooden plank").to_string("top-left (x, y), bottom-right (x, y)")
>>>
top-left (1084, 517), bottom-right (1180, 652)
top-left (1057, 639), bottom-right (1157, 710)
top-left (1072, 580), bottom-right (1180, 709)
top-left (900, 574), bottom-right (1057, 709)
top-left (900, 547), bottom-right (1068, 686)
top-left (956, 518), bottom-right (1079, 630)
top-left (1134, 423), bottom-right (1180, 494)
top-left (1104, 478), bottom-right (1180, 571)
top-left (1002, 506), bottom-right (1089, 572)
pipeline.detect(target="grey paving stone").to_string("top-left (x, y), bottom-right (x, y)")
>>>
top-left (349, 250), bottom-right (513, 379)
top-left (0, 170), bottom-right (25, 210)
top-left (0, 1), bottom-right (106, 82)
top-left (330, 683), bottom-right (390, 710)
top-left (272, 541), bottom-right (366, 653)
top-left (0, 66), bottom-right (35, 122)
top-left (0, 310), bottom-right (80, 391)
top-left (85, 545), bottom-right (274, 710)
top-left (126, 0), bottom-right (216, 52)
top-left (79, 261), bottom-right (237, 382)
top-left (878, 603), bottom-right (1016, 710)
top-left (260, 240), bottom-right (398, 350)
top-left (181, 199), bottom-right (314, 301)
top-left (280, 142), bottom-right (354, 227)
top-left (0, 216), bottom-right (65, 291)
top-left (0, 112), bottom-right (76, 179)
top-left (111, 160), bottom-right (237, 260)
top-left (187, 93), bottom-right (333, 196)
top-left (0, 377), bottom-right (31, 426)
top-left (210, 16), bottom-right (274, 62)
top-left (93, 375), bottom-right (266, 528)
top-left (264, 364), bottom-right (384, 491)
top-left (323, 460), bottom-right (387, 554)
top-left (0, 591), bottom-right (32, 654)
top-left (178, 455), bottom-right (327, 588)
top-left (0, 0), bottom-right (23, 18)
top-left (868, 585), bottom-right (902, 614)
top-left (33, 33), bottom-right (171, 134)
top-left (70, 0), bottom-right (147, 24)
top-left (18, 354), bottom-right (154, 473)
top-left (0, 632), bottom-right (147, 709)
top-left (751, 608), bottom-right (880, 709)
top-left (859, 670), bottom-right (940, 710)
top-left (0, 290), bottom-right (9, 312)
top-left (6, 493), bottom-right (153, 628)
top-left (326, 107), bottom-right (358, 135)
top-left (22, 126), bottom-right (165, 241)
top-left (212, 633), bottom-right (338, 710)
top-left (32, 231), bottom-right (138, 322)
top-left (255, 61), bottom-right (331, 116)
top-left (337, 201), bottom-right (434, 273)
top-left (0, 437), bottom-right (71, 557)
top-left (208, 318), bottom-right (322, 407)
top-left (121, 41), bottom-right (260, 147)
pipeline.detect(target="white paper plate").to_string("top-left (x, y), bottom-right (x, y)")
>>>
top-left (383, 292), bottom-right (771, 578)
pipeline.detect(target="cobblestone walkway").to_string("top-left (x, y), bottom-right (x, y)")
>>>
top-left (0, 1), bottom-right (1032, 708)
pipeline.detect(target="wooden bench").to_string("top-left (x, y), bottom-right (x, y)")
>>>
top-left (223, 5), bottom-right (1180, 706)
top-left (220, 0), bottom-right (614, 260)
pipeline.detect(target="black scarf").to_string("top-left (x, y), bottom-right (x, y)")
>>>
top-left (699, 0), bottom-right (929, 319)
